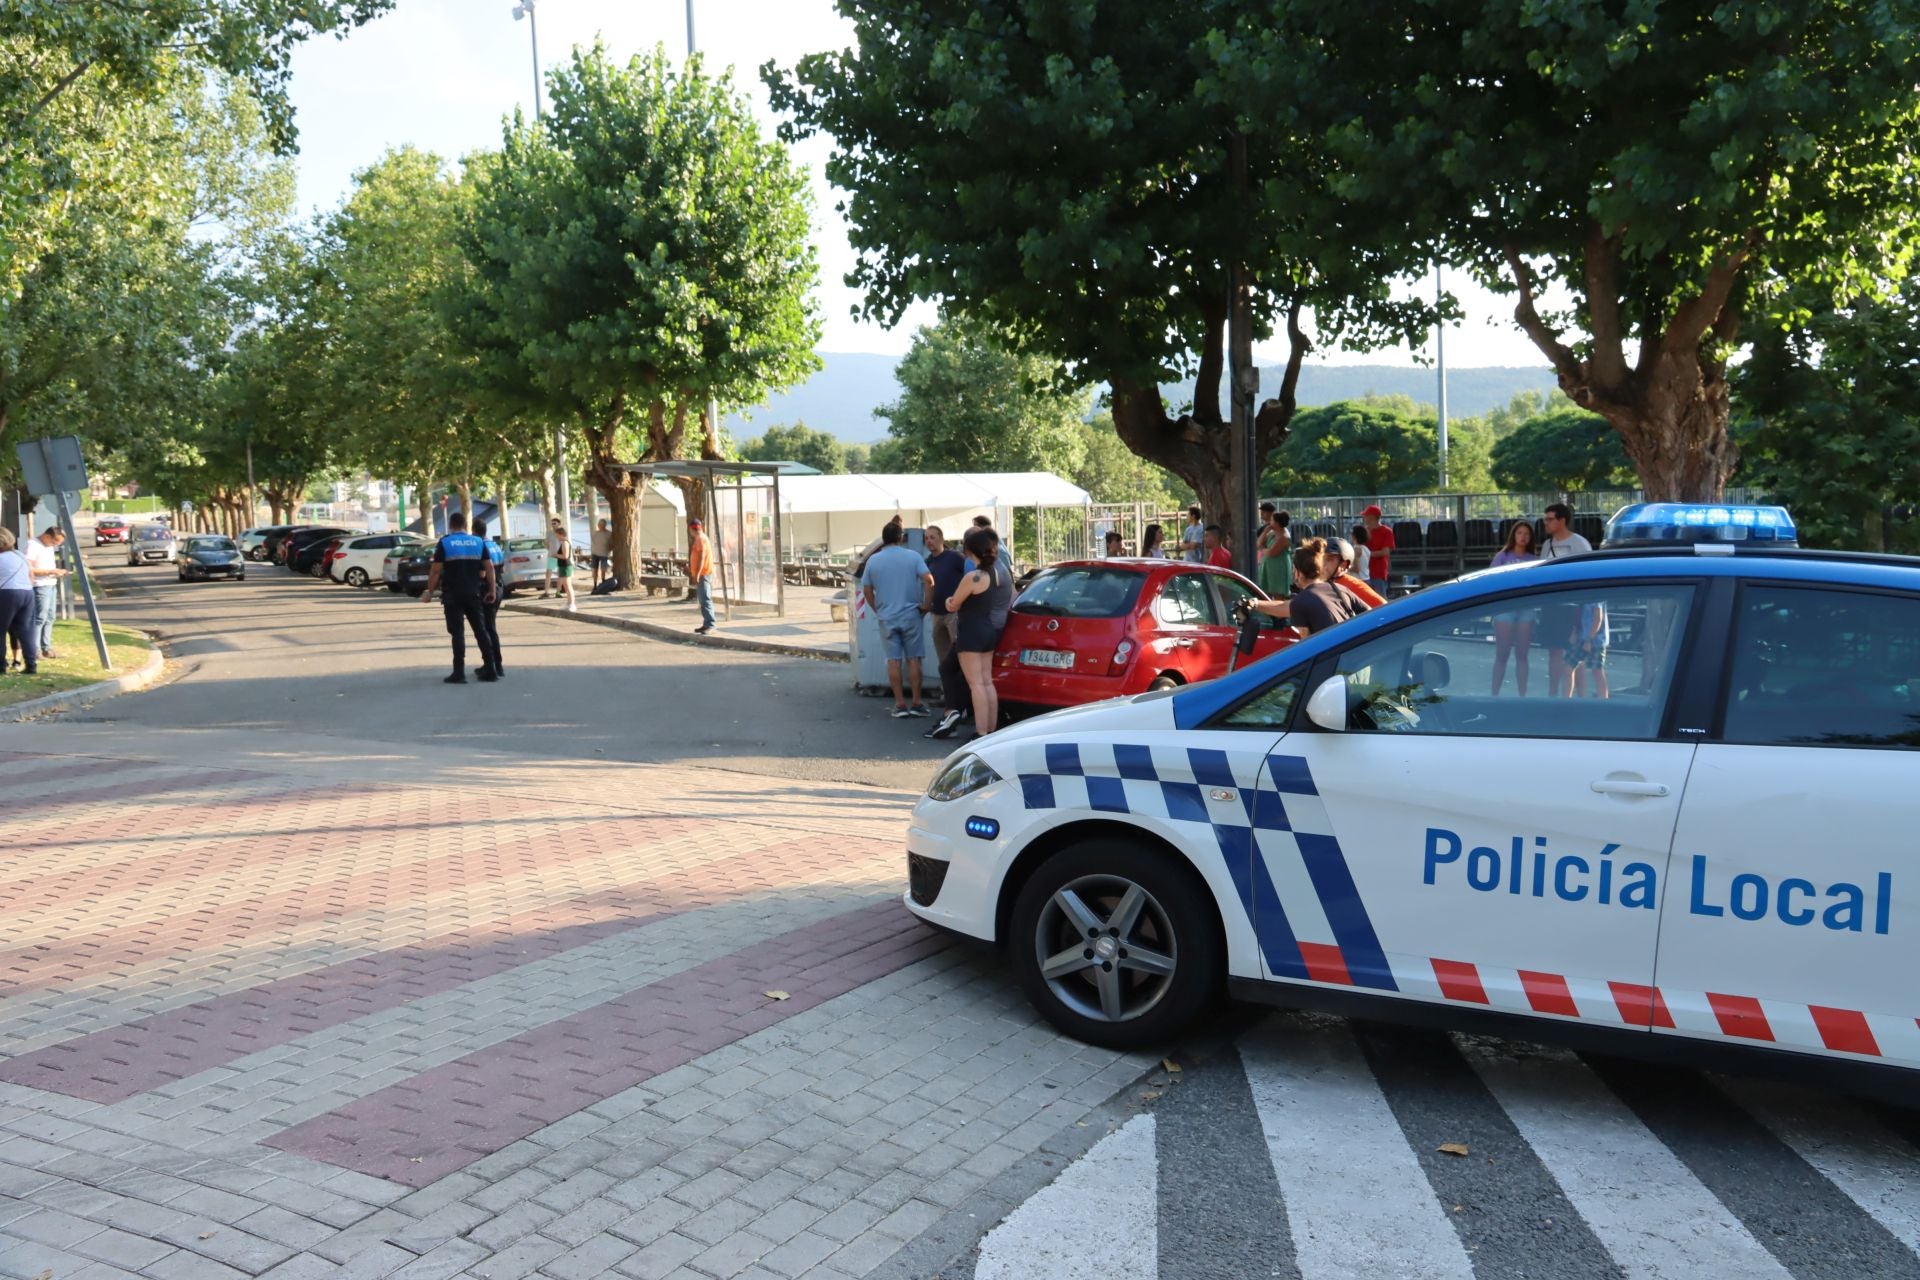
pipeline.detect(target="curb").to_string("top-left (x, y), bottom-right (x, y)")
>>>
top-left (500, 599), bottom-right (849, 663)
top-left (0, 637), bottom-right (166, 722)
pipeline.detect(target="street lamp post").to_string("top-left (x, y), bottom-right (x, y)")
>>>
top-left (513, 0), bottom-right (567, 541)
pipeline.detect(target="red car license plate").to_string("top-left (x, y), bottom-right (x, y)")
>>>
top-left (1020, 648), bottom-right (1076, 670)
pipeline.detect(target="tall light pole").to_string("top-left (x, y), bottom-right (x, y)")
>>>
top-left (513, 0), bottom-right (566, 537)
top-left (682, 2), bottom-right (723, 474)
top-left (1435, 263), bottom-right (1450, 491)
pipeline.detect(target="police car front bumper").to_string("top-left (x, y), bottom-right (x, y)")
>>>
top-left (903, 802), bottom-right (1002, 943)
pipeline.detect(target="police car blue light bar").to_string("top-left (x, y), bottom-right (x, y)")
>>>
top-left (1604, 502), bottom-right (1797, 548)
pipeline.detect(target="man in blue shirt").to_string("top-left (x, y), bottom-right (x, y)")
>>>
top-left (474, 517), bottom-right (508, 680)
top-left (422, 511), bottom-right (500, 684)
top-left (861, 521), bottom-right (934, 718)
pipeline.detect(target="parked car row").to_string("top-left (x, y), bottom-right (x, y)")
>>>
top-left (228, 525), bottom-right (547, 600)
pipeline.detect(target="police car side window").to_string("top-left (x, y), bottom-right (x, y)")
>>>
top-left (1330, 585), bottom-right (1695, 740)
top-left (1724, 586), bottom-right (1920, 749)
top-left (1222, 675), bottom-right (1305, 729)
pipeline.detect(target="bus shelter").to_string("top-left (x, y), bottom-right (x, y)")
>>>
top-left (618, 460), bottom-right (787, 620)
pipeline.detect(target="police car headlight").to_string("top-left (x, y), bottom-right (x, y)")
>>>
top-left (926, 754), bottom-right (1002, 803)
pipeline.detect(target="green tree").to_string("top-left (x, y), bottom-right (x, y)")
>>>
top-left (2, 67), bottom-right (288, 506)
top-left (1732, 281), bottom-right (1920, 552)
top-left (1072, 416), bottom-right (1191, 508)
top-left (1264, 400), bottom-right (1436, 496)
top-left (843, 442), bottom-right (873, 474)
top-left (2, 1), bottom-right (391, 291)
top-left (461, 45), bottom-right (821, 585)
top-left (739, 422), bottom-right (847, 474)
top-left (768, 2), bottom-right (1430, 545)
top-left (1265, 0), bottom-right (1920, 501)
top-left (875, 321), bottom-right (1089, 477)
top-left (1490, 409), bottom-right (1636, 494)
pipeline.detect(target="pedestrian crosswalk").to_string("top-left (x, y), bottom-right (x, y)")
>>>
top-left (971, 1013), bottom-right (1920, 1280)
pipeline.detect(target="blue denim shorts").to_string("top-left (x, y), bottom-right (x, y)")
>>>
top-left (882, 619), bottom-right (925, 662)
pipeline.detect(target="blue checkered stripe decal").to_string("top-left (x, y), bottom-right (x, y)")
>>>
top-left (1015, 740), bottom-right (1397, 992)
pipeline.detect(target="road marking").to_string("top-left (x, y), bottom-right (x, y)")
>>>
top-left (975, 1114), bottom-right (1158, 1280)
top-left (1459, 1039), bottom-right (1790, 1279)
top-left (1241, 1021), bottom-right (1473, 1280)
top-left (1723, 1077), bottom-right (1920, 1257)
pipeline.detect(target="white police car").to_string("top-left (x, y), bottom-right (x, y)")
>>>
top-left (906, 505), bottom-right (1920, 1083)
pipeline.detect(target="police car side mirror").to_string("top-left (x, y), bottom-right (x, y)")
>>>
top-left (1305, 675), bottom-right (1349, 731)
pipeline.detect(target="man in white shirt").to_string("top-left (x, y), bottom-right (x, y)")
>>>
top-left (1541, 502), bottom-right (1592, 559)
top-left (25, 528), bottom-right (68, 661)
top-left (1539, 503), bottom-right (1592, 696)
top-left (1181, 506), bottom-right (1206, 562)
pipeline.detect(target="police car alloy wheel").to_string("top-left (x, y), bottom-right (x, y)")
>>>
top-left (1009, 838), bottom-right (1221, 1048)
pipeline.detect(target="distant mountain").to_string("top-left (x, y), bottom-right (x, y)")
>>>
top-left (723, 353), bottom-right (902, 444)
top-left (724, 354), bottom-right (1560, 445)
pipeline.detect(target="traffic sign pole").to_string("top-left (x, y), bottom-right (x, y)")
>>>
top-left (35, 438), bottom-right (111, 671)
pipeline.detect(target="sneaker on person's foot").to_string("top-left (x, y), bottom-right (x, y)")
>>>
top-left (565, 601), bottom-right (576, 613)
top-left (694, 624), bottom-right (713, 635)
top-left (477, 667), bottom-right (498, 683)
top-left (444, 672), bottom-right (467, 684)
top-left (905, 704), bottom-right (931, 717)
top-left (890, 705), bottom-right (913, 719)
top-left (924, 709), bottom-right (964, 739)
top-left (40, 649), bottom-right (57, 660)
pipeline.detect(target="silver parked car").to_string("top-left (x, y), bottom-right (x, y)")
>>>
top-left (498, 537), bottom-right (550, 597)
top-left (127, 523), bottom-right (179, 565)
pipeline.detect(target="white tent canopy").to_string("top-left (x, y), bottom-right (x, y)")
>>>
top-left (759, 471), bottom-right (1090, 557)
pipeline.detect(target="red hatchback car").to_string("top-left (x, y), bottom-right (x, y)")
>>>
top-left (992, 559), bottom-right (1299, 709)
top-left (94, 516), bottom-right (130, 545)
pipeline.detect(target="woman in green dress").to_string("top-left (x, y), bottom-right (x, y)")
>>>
top-left (1256, 504), bottom-right (1292, 597)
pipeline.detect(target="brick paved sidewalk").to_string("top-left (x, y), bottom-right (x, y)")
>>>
top-left (0, 726), bottom-right (1151, 1280)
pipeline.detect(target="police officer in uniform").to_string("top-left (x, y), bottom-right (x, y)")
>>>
top-left (473, 516), bottom-right (507, 679)
top-left (422, 511), bottom-right (500, 683)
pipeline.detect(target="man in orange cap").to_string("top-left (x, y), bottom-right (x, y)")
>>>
top-left (687, 517), bottom-right (716, 633)
top-left (1360, 504), bottom-right (1394, 595)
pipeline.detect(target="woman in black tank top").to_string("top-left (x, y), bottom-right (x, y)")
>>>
top-left (947, 526), bottom-right (1011, 735)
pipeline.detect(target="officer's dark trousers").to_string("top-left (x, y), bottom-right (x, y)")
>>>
top-left (934, 613), bottom-right (968, 714)
top-left (482, 598), bottom-right (504, 672)
top-left (443, 595), bottom-right (499, 674)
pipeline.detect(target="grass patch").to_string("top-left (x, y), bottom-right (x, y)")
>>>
top-left (0, 618), bottom-right (156, 708)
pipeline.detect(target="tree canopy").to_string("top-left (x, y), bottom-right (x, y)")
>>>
top-left (768, 0), bottom-right (1431, 540)
top-left (1489, 409), bottom-right (1635, 494)
top-left (1733, 281), bottom-right (1920, 552)
top-left (739, 422), bottom-right (847, 475)
top-left (461, 44), bottom-right (821, 583)
top-left (1261, 0), bottom-right (1920, 501)
top-left (874, 321), bottom-right (1089, 477)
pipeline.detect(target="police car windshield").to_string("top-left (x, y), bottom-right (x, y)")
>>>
top-left (1013, 566), bottom-right (1147, 618)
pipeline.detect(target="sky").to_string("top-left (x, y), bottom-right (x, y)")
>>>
top-left (284, 0), bottom-right (1554, 369)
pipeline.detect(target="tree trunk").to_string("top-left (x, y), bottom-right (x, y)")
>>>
top-left (456, 477), bottom-right (473, 527)
top-left (1108, 300), bottom-right (1304, 549)
top-left (1505, 230), bottom-right (1746, 503)
top-left (581, 397), bottom-right (642, 588)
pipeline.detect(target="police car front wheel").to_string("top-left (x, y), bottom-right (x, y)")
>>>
top-left (1009, 839), bottom-right (1221, 1049)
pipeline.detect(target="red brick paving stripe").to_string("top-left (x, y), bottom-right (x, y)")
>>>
top-left (0, 802), bottom-right (710, 998)
top-left (267, 902), bottom-right (948, 1187)
top-left (0, 758), bottom-right (130, 794)
top-left (0, 834), bottom-right (883, 1103)
top-left (0, 781), bottom-right (454, 914)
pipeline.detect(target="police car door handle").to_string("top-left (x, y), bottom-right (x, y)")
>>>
top-left (1590, 779), bottom-right (1670, 798)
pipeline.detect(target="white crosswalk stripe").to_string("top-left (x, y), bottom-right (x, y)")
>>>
top-left (1241, 1020), bottom-right (1475, 1280)
top-left (974, 1114), bottom-right (1158, 1280)
top-left (1722, 1077), bottom-right (1920, 1257)
top-left (968, 1016), bottom-right (1920, 1280)
top-left (1456, 1038), bottom-right (1791, 1279)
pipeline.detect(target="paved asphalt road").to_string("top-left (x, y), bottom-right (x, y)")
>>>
top-left (46, 536), bottom-right (1920, 1280)
top-left (78, 545), bottom-right (950, 793)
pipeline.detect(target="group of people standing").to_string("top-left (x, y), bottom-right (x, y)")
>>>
top-left (1487, 501), bottom-right (1599, 699)
top-left (859, 514), bottom-right (1011, 741)
top-left (0, 526), bottom-right (71, 675)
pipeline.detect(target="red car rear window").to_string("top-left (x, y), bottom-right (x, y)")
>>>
top-left (1012, 566), bottom-right (1147, 619)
